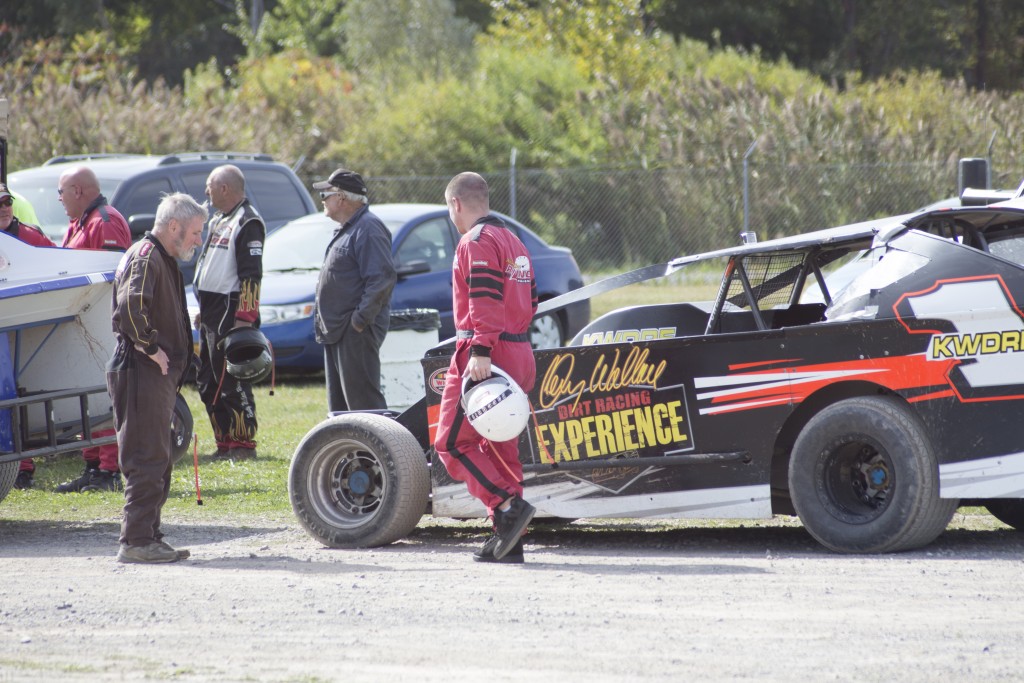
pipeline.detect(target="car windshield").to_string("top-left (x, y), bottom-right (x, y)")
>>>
top-left (262, 214), bottom-right (404, 271)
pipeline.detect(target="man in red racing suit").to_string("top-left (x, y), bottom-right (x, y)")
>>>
top-left (56, 167), bottom-right (132, 493)
top-left (434, 172), bottom-right (539, 563)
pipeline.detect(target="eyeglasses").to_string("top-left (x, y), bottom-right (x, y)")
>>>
top-left (0, 197), bottom-right (12, 207)
top-left (57, 188), bottom-right (65, 196)
top-left (319, 191), bottom-right (340, 201)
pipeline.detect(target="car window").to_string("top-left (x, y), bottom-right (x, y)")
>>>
top-left (116, 177), bottom-right (174, 219)
top-left (395, 217), bottom-right (454, 272)
top-left (181, 171), bottom-right (209, 203)
top-left (245, 169), bottom-right (307, 226)
top-left (988, 234), bottom-right (1024, 265)
top-left (264, 218), bottom-right (335, 271)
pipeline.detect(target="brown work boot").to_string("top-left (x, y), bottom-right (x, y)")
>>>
top-left (117, 542), bottom-right (181, 564)
top-left (156, 540), bottom-right (191, 560)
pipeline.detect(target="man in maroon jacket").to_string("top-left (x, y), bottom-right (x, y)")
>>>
top-left (55, 166), bottom-right (132, 493)
top-left (109, 192), bottom-right (205, 564)
top-left (433, 172), bottom-right (539, 563)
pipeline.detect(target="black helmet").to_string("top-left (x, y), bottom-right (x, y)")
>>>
top-left (221, 327), bottom-right (273, 383)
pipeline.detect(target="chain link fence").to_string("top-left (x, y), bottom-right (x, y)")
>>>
top-left (301, 157), bottom-right (969, 275)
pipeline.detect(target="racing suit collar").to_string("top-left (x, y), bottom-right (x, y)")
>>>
top-left (79, 194), bottom-right (110, 222)
top-left (217, 198), bottom-right (247, 221)
top-left (472, 213), bottom-right (507, 229)
top-left (142, 231), bottom-right (174, 260)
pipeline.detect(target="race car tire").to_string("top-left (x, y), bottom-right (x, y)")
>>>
top-left (530, 312), bottom-right (564, 350)
top-left (170, 394), bottom-right (194, 463)
top-left (289, 413), bottom-right (430, 548)
top-left (0, 460), bottom-right (17, 505)
top-left (789, 395), bottom-right (958, 554)
top-left (984, 500), bottom-right (1024, 531)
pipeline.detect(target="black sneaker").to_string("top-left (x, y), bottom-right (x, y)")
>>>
top-left (81, 469), bottom-right (124, 493)
top-left (493, 497), bottom-right (535, 561)
top-left (55, 465), bottom-right (101, 493)
top-left (14, 470), bottom-right (34, 490)
top-left (473, 534), bottom-right (525, 564)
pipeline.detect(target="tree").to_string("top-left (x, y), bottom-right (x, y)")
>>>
top-left (341, 0), bottom-right (478, 85)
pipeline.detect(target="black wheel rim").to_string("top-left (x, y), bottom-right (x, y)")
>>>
top-left (817, 437), bottom-right (894, 524)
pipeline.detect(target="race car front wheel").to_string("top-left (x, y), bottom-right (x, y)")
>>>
top-left (789, 395), bottom-right (958, 553)
top-left (289, 413), bottom-right (430, 548)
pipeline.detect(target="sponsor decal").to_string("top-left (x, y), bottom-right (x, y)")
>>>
top-left (505, 254), bottom-right (532, 282)
top-left (532, 347), bottom-right (691, 463)
top-left (428, 367), bottom-right (447, 395)
top-left (580, 327), bottom-right (677, 345)
top-left (472, 259), bottom-right (489, 267)
top-left (896, 275), bottom-right (1024, 400)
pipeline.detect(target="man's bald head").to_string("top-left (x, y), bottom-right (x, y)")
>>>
top-left (206, 164), bottom-right (247, 213)
top-left (58, 166), bottom-right (102, 220)
top-left (445, 172), bottom-right (491, 233)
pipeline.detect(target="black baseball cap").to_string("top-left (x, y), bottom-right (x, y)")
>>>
top-left (312, 168), bottom-right (367, 195)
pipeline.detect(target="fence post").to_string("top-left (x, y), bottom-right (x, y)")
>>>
top-left (509, 147), bottom-right (518, 220)
top-left (742, 137), bottom-right (759, 240)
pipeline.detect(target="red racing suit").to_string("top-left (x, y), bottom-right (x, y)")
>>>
top-left (62, 195), bottom-right (131, 471)
top-left (433, 215), bottom-right (538, 513)
top-left (61, 195), bottom-right (131, 252)
top-left (4, 218), bottom-right (56, 248)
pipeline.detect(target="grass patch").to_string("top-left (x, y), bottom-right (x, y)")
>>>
top-left (3, 381), bottom-right (328, 524)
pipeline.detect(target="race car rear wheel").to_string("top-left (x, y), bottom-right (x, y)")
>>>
top-left (289, 413), bottom-right (430, 548)
top-left (984, 500), bottom-right (1024, 530)
top-left (789, 395), bottom-right (958, 553)
top-left (0, 460), bottom-right (18, 505)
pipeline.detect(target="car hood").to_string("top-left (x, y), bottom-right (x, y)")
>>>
top-left (259, 270), bottom-right (318, 305)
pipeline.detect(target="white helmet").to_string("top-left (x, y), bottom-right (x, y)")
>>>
top-left (461, 365), bottom-right (530, 442)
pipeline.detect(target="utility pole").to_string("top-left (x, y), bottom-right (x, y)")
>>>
top-left (0, 97), bottom-right (8, 184)
top-left (251, 0), bottom-right (265, 36)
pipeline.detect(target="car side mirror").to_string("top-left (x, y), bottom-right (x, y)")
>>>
top-left (395, 260), bottom-right (431, 279)
top-left (128, 213), bottom-right (155, 238)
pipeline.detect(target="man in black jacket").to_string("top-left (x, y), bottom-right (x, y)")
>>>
top-left (313, 169), bottom-right (397, 412)
top-left (194, 165), bottom-right (265, 459)
top-left (108, 193), bottom-right (205, 564)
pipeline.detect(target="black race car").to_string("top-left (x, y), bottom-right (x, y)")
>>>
top-left (288, 195), bottom-right (1024, 554)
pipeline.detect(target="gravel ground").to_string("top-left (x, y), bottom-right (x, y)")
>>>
top-left (1, 512), bottom-right (1023, 682)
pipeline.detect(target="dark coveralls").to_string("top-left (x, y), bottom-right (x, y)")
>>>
top-left (63, 196), bottom-right (132, 473)
top-left (193, 199), bottom-right (264, 450)
top-left (314, 204), bottom-right (397, 412)
top-left (433, 215), bottom-right (538, 513)
top-left (107, 234), bottom-right (192, 547)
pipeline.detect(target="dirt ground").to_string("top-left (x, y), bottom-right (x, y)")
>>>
top-left (1, 511), bottom-right (1023, 683)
